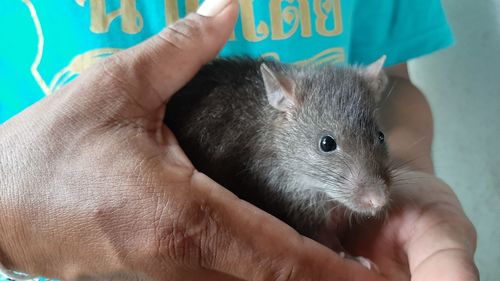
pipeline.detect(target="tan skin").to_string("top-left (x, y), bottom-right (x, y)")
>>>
top-left (343, 65), bottom-right (480, 281)
top-left (0, 1), bottom-right (478, 280)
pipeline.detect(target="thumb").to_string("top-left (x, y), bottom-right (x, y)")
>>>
top-left (186, 172), bottom-right (386, 281)
top-left (102, 0), bottom-right (238, 111)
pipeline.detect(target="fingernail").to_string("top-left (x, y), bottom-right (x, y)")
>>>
top-left (197, 0), bottom-right (232, 17)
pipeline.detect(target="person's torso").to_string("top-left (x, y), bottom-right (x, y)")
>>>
top-left (1, 0), bottom-right (360, 122)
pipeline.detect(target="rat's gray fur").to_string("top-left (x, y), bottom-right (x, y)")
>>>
top-left (164, 58), bottom-right (392, 238)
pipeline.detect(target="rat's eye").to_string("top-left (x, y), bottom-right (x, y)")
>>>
top-left (320, 135), bottom-right (337, 152)
top-left (378, 131), bottom-right (385, 144)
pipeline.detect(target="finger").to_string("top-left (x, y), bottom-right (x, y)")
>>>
top-left (338, 208), bottom-right (412, 281)
top-left (176, 172), bottom-right (386, 281)
top-left (398, 174), bottom-right (479, 281)
top-left (410, 249), bottom-right (479, 281)
top-left (102, 0), bottom-right (238, 111)
top-left (406, 219), bottom-right (478, 281)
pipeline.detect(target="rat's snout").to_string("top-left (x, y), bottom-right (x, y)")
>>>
top-left (359, 188), bottom-right (387, 209)
top-left (354, 181), bottom-right (389, 214)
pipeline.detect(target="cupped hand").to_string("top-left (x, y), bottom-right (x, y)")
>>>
top-left (341, 170), bottom-right (479, 281)
top-left (0, 0), bottom-right (385, 280)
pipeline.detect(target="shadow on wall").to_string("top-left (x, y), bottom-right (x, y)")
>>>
top-left (410, 0), bottom-right (500, 280)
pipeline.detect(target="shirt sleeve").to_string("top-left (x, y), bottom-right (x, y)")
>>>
top-left (348, 0), bottom-right (454, 66)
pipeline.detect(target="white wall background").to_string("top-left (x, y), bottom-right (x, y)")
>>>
top-left (410, 0), bottom-right (500, 280)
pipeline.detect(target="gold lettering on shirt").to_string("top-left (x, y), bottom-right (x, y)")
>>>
top-left (261, 47), bottom-right (345, 65)
top-left (313, 0), bottom-right (342, 36)
top-left (269, 0), bottom-right (312, 39)
top-left (164, 0), bottom-right (180, 25)
top-left (164, 0), bottom-right (236, 40)
top-left (185, 0), bottom-right (199, 14)
top-left (240, 0), bottom-right (269, 42)
top-left (76, 0), bottom-right (144, 34)
top-left (164, 0), bottom-right (199, 25)
top-left (50, 48), bottom-right (121, 93)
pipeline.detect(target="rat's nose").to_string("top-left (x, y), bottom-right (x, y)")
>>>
top-left (359, 189), bottom-right (388, 210)
top-left (361, 194), bottom-right (385, 208)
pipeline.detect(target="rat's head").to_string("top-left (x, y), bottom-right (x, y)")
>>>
top-left (260, 57), bottom-right (392, 216)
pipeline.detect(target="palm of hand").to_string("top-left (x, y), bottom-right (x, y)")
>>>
top-left (341, 171), bottom-right (479, 281)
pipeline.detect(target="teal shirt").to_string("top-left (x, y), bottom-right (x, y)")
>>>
top-left (0, 0), bottom-right (453, 124)
top-left (0, 1), bottom-right (451, 280)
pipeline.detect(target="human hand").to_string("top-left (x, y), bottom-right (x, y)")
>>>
top-left (341, 170), bottom-right (479, 281)
top-left (0, 1), bottom-right (386, 280)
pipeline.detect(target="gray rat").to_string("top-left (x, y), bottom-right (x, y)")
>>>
top-left (164, 57), bottom-right (392, 264)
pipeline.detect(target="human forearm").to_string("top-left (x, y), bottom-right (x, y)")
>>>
top-left (381, 65), bottom-right (434, 174)
top-left (377, 65), bottom-right (478, 280)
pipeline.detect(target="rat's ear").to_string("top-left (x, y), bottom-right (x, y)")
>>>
top-left (260, 63), bottom-right (296, 112)
top-left (360, 55), bottom-right (388, 97)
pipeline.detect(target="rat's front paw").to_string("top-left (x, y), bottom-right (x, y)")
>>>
top-left (339, 252), bottom-right (379, 272)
